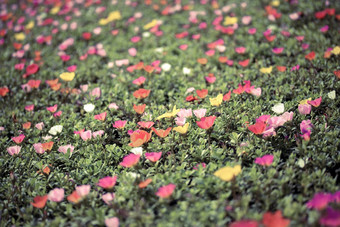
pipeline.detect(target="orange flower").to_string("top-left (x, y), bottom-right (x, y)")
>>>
top-left (144, 65), bottom-right (154, 73)
top-left (43, 166), bottom-right (51, 175)
top-left (67, 191), bottom-right (82, 204)
top-left (129, 130), bottom-right (152, 147)
top-left (23, 122), bottom-right (31, 129)
top-left (133, 88), bottom-right (150, 99)
top-left (31, 195), bottom-right (48, 208)
top-left (51, 83), bottom-right (61, 91)
top-left (138, 178), bottom-right (152, 188)
top-left (42, 141), bottom-right (54, 151)
top-left (276, 66), bottom-right (286, 72)
top-left (133, 104), bottom-right (146, 114)
top-left (197, 58), bottom-right (208, 65)
top-left (13, 42), bottom-right (22, 50)
top-left (196, 89), bottom-right (208, 99)
top-left (135, 62), bottom-right (144, 70)
top-left (324, 51), bottom-right (331, 59)
top-left (218, 56), bottom-right (228, 63)
top-left (334, 70), bottom-right (340, 79)
top-left (151, 127), bottom-right (172, 138)
top-left (305, 51), bottom-right (315, 61)
top-left (46, 78), bottom-right (59, 86)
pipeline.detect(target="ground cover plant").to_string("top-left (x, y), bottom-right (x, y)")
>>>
top-left (0, 0), bottom-right (340, 226)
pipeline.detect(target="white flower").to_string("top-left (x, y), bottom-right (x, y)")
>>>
top-left (131, 147), bottom-right (143, 156)
top-left (272, 103), bottom-right (284, 114)
top-left (142, 32), bottom-right (150, 38)
top-left (154, 47), bottom-right (163, 53)
top-left (183, 67), bottom-right (191, 75)
top-left (84, 103), bottom-right (95, 113)
top-left (49, 125), bottom-right (63, 135)
top-left (161, 63), bottom-right (171, 72)
top-left (126, 172), bottom-right (140, 179)
top-left (327, 90), bottom-right (336, 100)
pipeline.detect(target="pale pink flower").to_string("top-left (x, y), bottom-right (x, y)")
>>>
top-left (177, 109), bottom-right (192, 118)
top-left (108, 103), bottom-right (119, 110)
top-left (80, 130), bottom-right (92, 141)
top-left (250, 87), bottom-right (261, 97)
top-left (298, 104), bottom-right (311, 115)
top-left (90, 87), bottom-right (101, 98)
top-left (35, 122), bottom-right (44, 130)
top-left (102, 193), bottom-right (115, 205)
top-left (76, 185), bottom-right (91, 197)
top-left (268, 116), bottom-right (286, 129)
top-left (93, 130), bottom-right (105, 138)
top-left (280, 112), bottom-right (293, 122)
top-left (105, 217), bottom-right (119, 227)
top-left (193, 109), bottom-right (206, 119)
top-left (242, 16), bottom-right (252, 25)
top-left (175, 117), bottom-right (186, 126)
top-left (80, 84), bottom-right (88, 92)
top-left (33, 143), bottom-right (45, 154)
top-left (262, 126), bottom-right (276, 138)
top-left (58, 145), bottom-right (75, 154)
top-left (48, 188), bottom-right (64, 202)
top-left (7, 145), bottom-right (21, 156)
top-left (128, 48), bottom-right (137, 56)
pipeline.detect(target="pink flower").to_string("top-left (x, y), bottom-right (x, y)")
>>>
top-left (205, 76), bottom-right (216, 84)
top-left (112, 120), bottom-right (127, 129)
top-left (7, 145), bottom-right (21, 156)
top-left (58, 145), bottom-right (75, 154)
top-left (46, 104), bottom-right (58, 113)
top-left (307, 97), bottom-right (322, 107)
top-left (145, 152), bottom-right (162, 162)
top-left (93, 130), bottom-right (105, 138)
top-left (248, 28), bottom-right (257, 34)
top-left (120, 154), bottom-right (141, 168)
top-left (80, 84), bottom-right (88, 92)
top-left (306, 192), bottom-right (332, 210)
top-left (230, 220), bottom-right (258, 227)
top-left (262, 126), bottom-right (277, 138)
top-left (193, 109), bottom-right (206, 119)
top-left (319, 207), bottom-right (340, 227)
top-left (235, 46), bottom-right (246, 54)
top-left (97, 176), bottom-right (117, 189)
top-left (272, 47), bottom-right (284, 54)
top-left (67, 65), bottom-right (77, 72)
top-left (254, 154), bottom-right (274, 166)
top-left (102, 193), bottom-right (115, 205)
top-left (300, 120), bottom-right (313, 134)
top-left (76, 185), bottom-right (91, 197)
top-left (267, 116), bottom-right (286, 129)
top-left (175, 117), bottom-right (186, 126)
top-left (280, 112), bottom-right (293, 122)
top-left (256, 115), bottom-right (271, 124)
top-left (298, 104), bottom-right (311, 115)
top-left (94, 112), bottom-right (107, 121)
top-left (12, 134), bottom-right (25, 144)
top-left (128, 47), bottom-right (137, 56)
top-left (53, 111), bottom-right (62, 117)
top-left (193, 163), bottom-right (206, 170)
top-left (105, 217), bottom-right (119, 227)
top-left (132, 76), bottom-right (146, 86)
top-left (250, 87), bottom-right (261, 97)
top-left (48, 188), bottom-right (64, 202)
top-left (33, 143), bottom-right (45, 154)
top-left (35, 122), bottom-right (44, 130)
top-left (177, 109), bottom-right (192, 118)
top-left (156, 184), bottom-right (176, 198)
top-left (242, 16), bottom-right (252, 25)
top-left (80, 130), bottom-right (92, 141)
top-left (90, 87), bottom-right (101, 98)
top-left (25, 104), bottom-right (34, 111)
top-left (131, 36), bottom-right (141, 43)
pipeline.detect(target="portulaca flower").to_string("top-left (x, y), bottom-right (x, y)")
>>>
top-left (161, 63), bottom-right (171, 72)
top-left (183, 67), bottom-right (191, 75)
top-left (49, 125), bottom-right (63, 135)
top-left (271, 103), bottom-right (284, 114)
top-left (131, 147), bottom-right (143, 156)
top-left (84, 103), bottom-right (95, 113)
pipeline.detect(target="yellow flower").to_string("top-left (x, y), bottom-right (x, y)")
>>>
top-left (260, 67), bottom-right (273, 74)
top-left (60, 72), bottom-right (75, 82)
top-left (331, 46), bottom-right (340, 55)
top-left (143, 19), bottom-right (158, 30)
top-left (173, 123), bottom-right (189, 134)
top-left (50, 6), bottom-right (60, 15)
top-left (25, 21), bottom-right (34, 30)
top-left (224, 16), bottom-right (238, 26)
top-left (271, 0), bottom-right (280, 6)
top-left (299, 98), bottom-right (311, 105)
top-left (214, 165), bottom-right (241, 181)
top-left (156, 105), bottom-right (180, 120)
top-left (99, 11), bottom-right (121, 25)
top-left (210, 94), bottom-right (223, 107)
top-left (14, 33), bottom-right (25, 41)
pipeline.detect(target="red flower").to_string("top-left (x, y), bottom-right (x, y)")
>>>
top-left (233, 84), bottom-right (245, 94)
top-left (27, 80), bottom-right (41, 88)
top-left (120, 153), bottom-right (141, 168)
top-left (133, 88), bottom-right (150, 99)
top-left (82, 32), bottom-right (92, 40)
top-left (196, 89), bottom-right (208, 99)
top-left (305, 51), bottom-right (315, 61)
top-left (276, 66), bottom-right (286, 72)
top-left (248, 122), bottom-right (266, 135)
top-left (152, 127), bottom-right (172, 138)
top-left (186, 95), bottom-right (198, 102)
top-left (31, 195), bottom-right (48, 208)
top-left (94, 112), bottom-right (107, 121)
top-left (144, 65), bottom-right (154, 73)
top-left (262, 211), bottom-right (290, 227)
top-left (0, 86), bottom-right (9, 97)
top-left (156, 184), bottom-right (176, 198)
top-left (196, 116), bottom-right (216, 130)
top-left (230, 220), bottom-right (258, 227)
top-left (223, 91), bottom-right (231, 101)
top-left (67, 191), bottom-right (82, 204)
top-left (26, 63), bottom-right (39, 75)
top-left (238, 59), bottom-right (250, 67)
top-left (333, 70), bottom-right (340, 79)
top-left (315, 10), bottom-right (327, 19)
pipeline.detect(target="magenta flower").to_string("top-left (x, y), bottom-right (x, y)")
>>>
top-left (119, 153), bottom-right (141, 168)
top-left (193, 163), bottom-right (207, 170)
top-left (145, 152), bottom-right (162, 162)
top-left (319, 207), bottom-right (340, 227)
top-left (7, 145), bottom-right (21, 156)
top-left (156, 184), bottom-right (176, 198)
top-left (48, 188), bottom-right (64, 202)
top-left (254, 154), bottom-right (274, 166)
top-left (333, 191), bottom-right (340, 203)
top-left (300, 120), bottom-right (313, 134)
top-left (112, 120), bottom-right (127, 129)
top-left (97, 176), bottom-right (117, 189)
top-left (256, 115), bottom-right (271, 124)
top-left (306, 192), bottom-right (332, 210)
